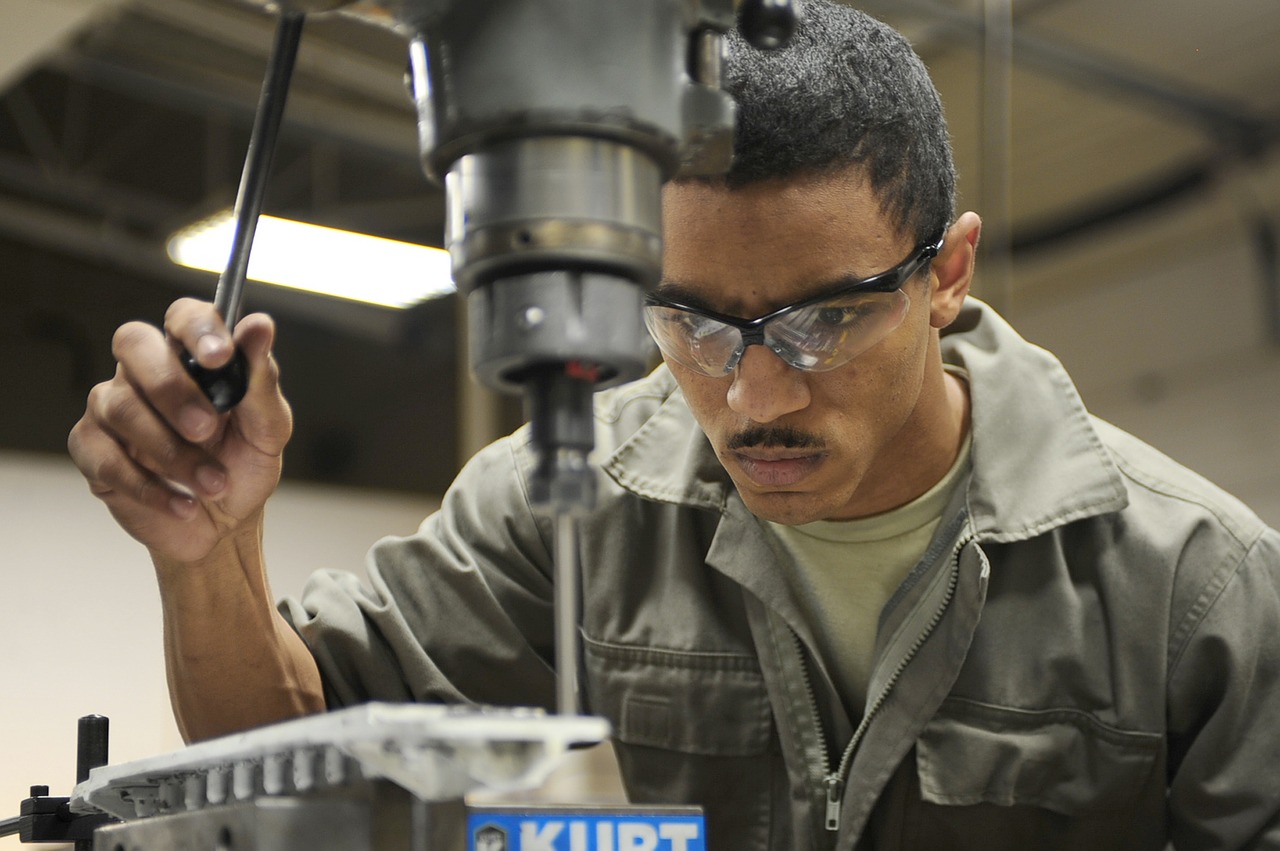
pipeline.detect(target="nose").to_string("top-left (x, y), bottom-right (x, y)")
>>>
top-left (725, 344), bottom-right (811, 423)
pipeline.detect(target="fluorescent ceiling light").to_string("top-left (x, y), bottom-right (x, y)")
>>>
top-left (167, 211), bottom-right (455, 309)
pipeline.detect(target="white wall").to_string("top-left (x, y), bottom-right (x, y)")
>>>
top-left (1010, 186), bottom-right (1280, 529)
top-left (0, 450), bottom-right (437, 838)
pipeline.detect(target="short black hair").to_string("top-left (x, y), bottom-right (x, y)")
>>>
top-left (710, 0), bottom-right (956, 245)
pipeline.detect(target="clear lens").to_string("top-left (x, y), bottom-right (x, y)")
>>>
top-left (644, 288), bottom-right (911, 377)
top-left (644, 306), bottom-right (742, 375)
top-left (766, 289), bottom-right (910, 372)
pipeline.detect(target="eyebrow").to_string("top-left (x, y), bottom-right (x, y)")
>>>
top-left (652, 281), bottom-right (720, 313)
top-left (653, 272), bottom-right (886, 318)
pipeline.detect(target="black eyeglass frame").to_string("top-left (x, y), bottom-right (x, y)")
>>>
top-left (644, 231), bottom-right (947, 351)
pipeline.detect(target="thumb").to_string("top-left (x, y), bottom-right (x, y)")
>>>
top-left (229, 312), bottom-right (293, 454)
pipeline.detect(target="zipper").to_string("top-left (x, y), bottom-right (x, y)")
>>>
top-left (790, 627), bottom-right (834, 798)
top-left (797, 536), bottom-right (972, 833)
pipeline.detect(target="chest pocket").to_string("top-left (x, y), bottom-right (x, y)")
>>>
top-left (915, 697), bottom-right (1162, 815)
top-left (582, 635), bottom-right (777, 851)
top-left (583, 634), bottom-right (773, 756)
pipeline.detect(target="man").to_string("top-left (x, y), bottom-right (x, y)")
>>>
top-left (68, 2), bottom-right (1280, 849)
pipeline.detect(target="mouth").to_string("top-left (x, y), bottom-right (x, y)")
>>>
top-left (730, 449), bottom-right (826, 488)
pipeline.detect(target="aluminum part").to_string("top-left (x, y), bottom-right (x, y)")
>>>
top-left (72, 704), bottom-right (609, 822)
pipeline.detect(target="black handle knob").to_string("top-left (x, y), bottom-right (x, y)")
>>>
top-left (739, 0), bottom-right (798, 50)
top-left (182, 347), bottom-right (249, 413)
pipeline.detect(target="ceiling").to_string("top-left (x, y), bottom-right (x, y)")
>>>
top-left (2, 0), bottom-right (1278, 495)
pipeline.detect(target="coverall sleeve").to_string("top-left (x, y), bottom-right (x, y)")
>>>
top-left (1165, 526), bottom-right (1280, 850)
top-left (279, 430), bottom-right (560, 711)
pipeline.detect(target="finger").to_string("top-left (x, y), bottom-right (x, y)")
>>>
top-left (68, 408), bottom-right (201, 520)
top-left (112, 321), bottom-right (222, 444)
top-left (164, 297), bottom-right (235, 370)
top-left (87, 370), bottom-right (228, 498)
top-left (229, 313), bottom-right (294, 454)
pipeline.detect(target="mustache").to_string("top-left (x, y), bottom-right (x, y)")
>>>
top-left (727, 426), bottom-right (825, 451)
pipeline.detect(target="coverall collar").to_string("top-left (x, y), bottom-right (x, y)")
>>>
top-left (602, 297), bottom-right (1129, 544)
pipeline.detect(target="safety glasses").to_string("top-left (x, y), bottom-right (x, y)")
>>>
top-left (644, 233), bottom-right (945, 376)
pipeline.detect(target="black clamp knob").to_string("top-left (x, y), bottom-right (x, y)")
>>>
top-left (738, 0), bottom-right (799, 50)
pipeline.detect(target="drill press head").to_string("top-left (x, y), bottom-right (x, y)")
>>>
top-left (403, 0), bottom-right (740, 511)
top-left (238, 0), bottom-right (795, 511)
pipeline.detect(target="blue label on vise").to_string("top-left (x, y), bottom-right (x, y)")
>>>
top-left (468, 807), bottom-right (706, 851)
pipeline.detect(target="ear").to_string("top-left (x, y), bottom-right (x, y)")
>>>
top-left (929, 212), bottom-right (982, 329)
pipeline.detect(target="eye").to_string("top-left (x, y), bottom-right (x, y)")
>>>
top-left (815, 305), bottom-right (867, 327)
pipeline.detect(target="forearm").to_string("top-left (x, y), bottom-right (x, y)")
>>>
top-left (154, 515), bottom-right (325, 742)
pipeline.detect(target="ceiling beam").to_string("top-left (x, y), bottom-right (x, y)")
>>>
top-left (0, 150), bottom-right (184, 227)
top-left (127, 0), bottom-right (409, 112)
top-left (46, 48), bottom-right (420, 164)
top-left (857, 0), bottom-right (1277, 149)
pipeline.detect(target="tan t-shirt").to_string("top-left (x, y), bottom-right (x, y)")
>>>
top-left (768, 429), bottom-right (971, 718)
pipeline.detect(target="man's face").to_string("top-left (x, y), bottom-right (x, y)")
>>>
top-left (659, 168), bottom-right (953, 525)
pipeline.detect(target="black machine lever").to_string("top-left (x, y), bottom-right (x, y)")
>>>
top-left (182, 11), bottom-right (305, 412)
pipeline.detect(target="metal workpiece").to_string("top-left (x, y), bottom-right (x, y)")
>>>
top-left (90, 796), bottom-right (374, 851)
top-left (73, 704), bottom-right (609, 822)
top-left (72, 704), bottom-right (605, 849)
top-left (35, 704), bottom-right (706, 850)
top-left (88, 786), bottom-right (470, 851)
